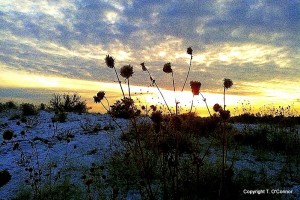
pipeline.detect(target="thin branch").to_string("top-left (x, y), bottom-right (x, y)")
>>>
top-left (113, 67), bottom-right (125, 98)
top-left (200, 92), bottom-right (212, 117)
top-left (128, 78), bottom-right (131, 99)
top-left (189, 95), bottom-right (194, 113)
top-left (146, 69), bottom-right (172, 115)
top-left (181, 54), bottom-right (193, 92)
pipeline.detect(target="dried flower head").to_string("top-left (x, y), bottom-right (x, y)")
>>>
top-left (219, 109), bottom-right (230, 120)
top-left (223, 78), bottom-right (233, 89)
top-left (93, 91), bottom-right (105, 103)
top-left (187, 47), bottom-right (193, 55)
top-left (213, 103), bottom-right (222, 112)
top-left (93, 96), bottom-right (99, 103)
top-left (120, 65), bottom-right (134, 79)
top-left (150, 105), bottom-right (157, 111)
top-left (163, 63), bottom-right (172, 73)
top-left (3, 130), bottom-right (13, 140)
top-left (122, 97), bottom-right (134, 108)
top-left (97, 91), bottom-right (105, 100)
top-left (190, 81), bottom-right (201, 95)
top-left (151, 111), bottom-right (163, 123)
top-left (140, 62), bottom-right (147, 71)
top-left (105, 55), bottom-right (115, 68)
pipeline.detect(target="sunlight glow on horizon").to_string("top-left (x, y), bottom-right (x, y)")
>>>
top-left (1, 68), bottom-right (299, 116)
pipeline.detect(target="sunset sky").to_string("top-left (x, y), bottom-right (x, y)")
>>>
top-left (0, 0), bottom-right (299, 115)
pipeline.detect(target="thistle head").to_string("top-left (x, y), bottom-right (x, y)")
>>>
top-left (93, 91), bottom-right (105, 103)
top-left (150, 105), bottom-right (157, 111)
top-left (140, 62), bottom-right (147, 71)
top-left (150, 110), bottom-right (163, 123)
top-left (190, 81), bottom-right (201, 95)
top-left (105, 55), bottom-right (115, 68)
top-left (213, 103), bottom-right (222, 112)
top-left (120, 65), bottom-right (134, 79)
top-left (223, 78), bottom-right (233, 89)
top-left (219, 109), bottom-right (231, 120)
top-left (187, 47), bottom-right (193, 55)
top-left (163, 62), bottom-right (172, 73)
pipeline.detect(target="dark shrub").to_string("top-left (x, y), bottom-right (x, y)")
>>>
top-left (109, 98), bottom-right (140, 119)
top-left (39, 103), bottom-right (46, 110)
top-left (0, 170), bottom-right (11, 188)
top-left (52, 111), bottom-right (67, 123)
top-left (9, 114), bottom-right (20, 120)
top-left (20, 103), bottom-right (37, 116)
top-left (20, 116), bottom-right (27, 123)
top-left (5, 101), bottom-right (17, 109)
top-left (49, 93), bottom-right (88, 113)
top-left (0, 103), bottom-right (4, 112)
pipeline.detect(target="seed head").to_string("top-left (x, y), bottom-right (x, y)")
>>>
top-left (97, 91), bottom-right (105, 100)
top-left (140, 62), bottom-right (147, 71)
top-left (163, 63), bottom-right (172, 73)
top-left (223, 78), bottom-right (233, 89)
top-left (150, 105), bottom-right (157, 111)
top-left (187, 47), bottom-right (193, 55)
top-left (213, 103), bottom-right (222, 112)
top-left (219, 109), bottom-right (231, 120)
top-left (93, 96), bottom-right (100, 103)
top-left (190, 81), bottom-right (201, 95)
top-left (151, 111), bottom-right (163, 123)
top-left (105, 55), bottom-right (115, 68)
top-left (120, 65), bottom-right (134, 79)
top-left (93, 91), bottom-right (105, 103)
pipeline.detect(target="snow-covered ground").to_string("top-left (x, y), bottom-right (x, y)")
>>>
top-left (0, 110), bottom-right (300, 199)
top-left (0, 110), bottom-right (130, 199)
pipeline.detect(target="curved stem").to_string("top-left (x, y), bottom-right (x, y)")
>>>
top-left (154, 82), bottom-right (172, 115)
top-left (189, 95), bottom-right (194, 113)
top-left (146, 69), bottom-right (172, 115)
top-left (113, 67), bottom-right (125, 98)
top-left (171, 71), bottom-right (177, 115)
top-left (200, 92), bottom-right (212, 117)
top-left (130, 117), bottom-right (154, 198)
top-left (100, 100), bottom-right (125, 135)
top-left (104, 97), bottom-right (110, 111)
top-left (128, 78), bottom-right (131, 99)
top-left (181, 55), bottom-right (193, 92)
top-left (223, 87), bottom-right (226, 110)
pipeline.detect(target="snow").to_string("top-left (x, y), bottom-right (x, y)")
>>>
top-left (0, 110), bottom-right (300, 199)
top-left (0, 110), bottom-right (129, 199)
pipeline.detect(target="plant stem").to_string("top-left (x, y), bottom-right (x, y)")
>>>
top-left (223, 87), bottom-right (226, 110)
top-left (171, 71), bottom-right (176, 94)
top-left (181, 54), bottom-right (193, 92)
top-left (113, 67), bottom-right (125, 98)
top-left (219, 120), bottom-right (226, 199)
top-left (100, 99), bottom-right (125, 135)
top-left (130, 117), bottom-right (155, 199)
top-left (171, 71), bottom-right (177, 115)
top-left (200, 92), bottom-right (212, 117)
top-left (146, 69), bottom-right (172, 115)
top-left (190, 95), bottom-right (194, 113)
top-left (128, 78), bottom-right (131, 99)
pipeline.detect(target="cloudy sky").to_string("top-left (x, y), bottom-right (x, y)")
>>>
top-left (0, 0), bottom-right (299, 112)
